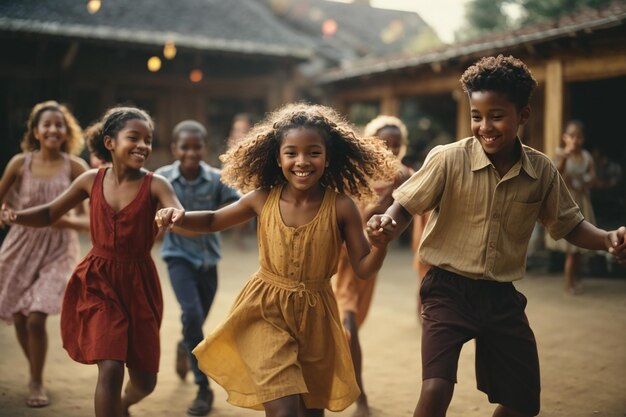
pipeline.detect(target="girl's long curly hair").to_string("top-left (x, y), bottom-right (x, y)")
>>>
top-left (21, 100), bottom-right (84, 155)
top-left (220, 103), bottom-right (398, 202)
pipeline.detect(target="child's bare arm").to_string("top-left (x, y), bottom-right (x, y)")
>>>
top-left (366, 202), bottom-right (413, 242)
top-left (1, 170), bottom-right (94, 228)
top-left (0, 154), bottom-right (24, 205)
top-left (339, 195), bottom-right (389, 279)
top-left (156, 189), bottom-right (265, 233)
top-left (565, 220), bottom-right (626, 263)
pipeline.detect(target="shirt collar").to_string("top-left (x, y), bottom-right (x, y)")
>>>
top-left (171, 160), bottom-right (213, 183)
top-left (470, 137), bottom-right (538, 180)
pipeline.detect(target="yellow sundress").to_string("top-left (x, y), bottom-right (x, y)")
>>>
top-left (193, 184), bottom-right (360, 411)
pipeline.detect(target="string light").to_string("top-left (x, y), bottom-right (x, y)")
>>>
top-left (189, 69), bottom-right (203, 83)
top-left (147, 56), bottom-right (162, 72)
top-left (163, 40), bottom-right (177, 60)
top-left (87, 0), bottom-right (101, 14)
top-left (322, 19), bottom-right (337, 37)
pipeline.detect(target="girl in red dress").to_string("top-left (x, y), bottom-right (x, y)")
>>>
top-left (0, 106), bottom-right (183, 417)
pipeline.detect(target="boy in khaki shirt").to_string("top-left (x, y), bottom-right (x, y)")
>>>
top-left (366, 55), bottom-right (626, 417)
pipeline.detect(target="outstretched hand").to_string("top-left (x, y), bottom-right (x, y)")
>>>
top-left (0, 203), bottom-right (16, 229)
top-left (606, 226), bottom-right (626, 264)
top-left (365, 214), bottom-right (397, 248)
top-left (155, 207), bottom-right (185, 230)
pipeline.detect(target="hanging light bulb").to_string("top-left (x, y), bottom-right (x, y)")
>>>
top-left (163, 40), bottom-right (177, 60)
top-left (322, 19), bottom-right (337, 37)
top-left (87, 0), bottom-right (101, 14)
top-left (147, 56), bottom-right (162, 72)
top-left (189, 69), bottom-right (203, 83)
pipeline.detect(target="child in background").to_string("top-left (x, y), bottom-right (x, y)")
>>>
top-left (0, 100), bottom-right (89, 407)
top-left (367, 55), bottom-right (626, 417)
top-left (546, 120), bottom-right (596, 294)
top-left (333, 115), bottom-right (411, 417)
top-left (226, 113), bottom-right (256, 249)
top-left (156, 103), bottom-right (398, 416)
top-left (155, 120), bottom-right (240, 416)
top-left (0, 106), bottom-right (184, 417)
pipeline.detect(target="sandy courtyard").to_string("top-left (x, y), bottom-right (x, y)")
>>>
top-left (0, 237), bottom-right (625, 417)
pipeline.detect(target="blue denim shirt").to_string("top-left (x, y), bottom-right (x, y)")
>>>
top-left (155, 161), bottom-right (240, 269)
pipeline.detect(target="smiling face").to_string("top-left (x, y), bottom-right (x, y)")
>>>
top-left (34, 110), bottom-right (67, 152)
top-left (172, 130), bottom-right (205, 173)
top-left (470, 90), bottom-right (529, 163)
top-left (377, 126), bottom-right (403, 158)
top-left (278, 127), bottom-right (328, 192)
top-left (105, 118), bottom-right (153, 169)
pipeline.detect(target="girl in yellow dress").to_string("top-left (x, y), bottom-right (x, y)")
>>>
top-left (156, 103), bottom-right (398, 416)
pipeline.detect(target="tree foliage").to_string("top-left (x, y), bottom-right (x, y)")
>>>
top-left (456, 0), bottom-right (618, 41)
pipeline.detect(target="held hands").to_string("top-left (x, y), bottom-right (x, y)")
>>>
top-left (606, 226), bottom-right (626, 264)
top-left (365, 214), bottom-right (397, 248)
top-left (155, 207), bottom-right (185, 230)
top-left (0, 203), bottom-right (16, 229)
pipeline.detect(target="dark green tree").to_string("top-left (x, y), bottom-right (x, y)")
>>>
top-left (456, 0), bottom-right (620, 41)
top-left (455, 0), bottom-right (511, 41)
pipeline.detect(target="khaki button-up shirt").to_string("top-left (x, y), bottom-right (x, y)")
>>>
top-left (393, 137), bottom-right (584, 282)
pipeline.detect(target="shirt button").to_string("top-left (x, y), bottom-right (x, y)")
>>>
top-left (293, 261), bottom-right (300, 267)
top-left (294, 231), bottom-right (299, 237)
top-left (489, 242), bottom-right (495, 248)
top-left (492, 213), bottom-right (499, 219)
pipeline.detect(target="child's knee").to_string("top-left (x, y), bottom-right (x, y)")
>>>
top-left (130, 374), bottom-right (157, 395)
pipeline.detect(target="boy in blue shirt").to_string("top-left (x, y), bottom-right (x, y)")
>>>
top-left (156, 120), bottom-right (240, 416)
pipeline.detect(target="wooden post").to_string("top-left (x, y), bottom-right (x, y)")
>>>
top-left (455, 89), bottom-right (470, 140)
top-left (543, 59), bottom-right (563, 159)
top-left (380, 91), bottom-right (399, 116)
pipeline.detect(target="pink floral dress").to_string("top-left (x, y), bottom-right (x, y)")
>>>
top-left (0, 152), bottom-right (79, 322)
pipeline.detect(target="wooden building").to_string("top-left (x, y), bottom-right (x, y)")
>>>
top-left (318, 2), bottom-right (626, 227)
top-left (0, 0), bottom-right (434, 168)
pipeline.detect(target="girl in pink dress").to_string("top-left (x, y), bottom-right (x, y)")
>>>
top-left (0, 100), bottom-right (89, 407)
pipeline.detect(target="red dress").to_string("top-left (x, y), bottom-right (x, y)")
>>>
top-left (61, 168), bottom-right (163, 372)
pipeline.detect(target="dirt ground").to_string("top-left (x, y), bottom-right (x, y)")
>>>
top-left (0, 236), bottom-right (625, 417)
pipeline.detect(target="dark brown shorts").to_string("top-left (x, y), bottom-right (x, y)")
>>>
top-left (420, 267), bottom-right (540, 416)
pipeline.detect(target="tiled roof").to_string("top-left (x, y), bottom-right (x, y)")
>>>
top-left (0, 0), bottom-right (316, 59)
top-left (317, 1), bottom-right (626, 84)
top-left (270, 0), bottom-right (435, 63)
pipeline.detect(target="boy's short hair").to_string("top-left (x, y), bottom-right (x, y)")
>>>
top-left (460, 55), bottom-right (538, 110)
top-left (172, 120), bottom-right (207, 142)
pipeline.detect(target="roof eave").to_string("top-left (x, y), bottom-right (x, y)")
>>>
top-left (0, 18), bottom-right (313, 60)
top-left (317, 12), bottom-right (626, 84)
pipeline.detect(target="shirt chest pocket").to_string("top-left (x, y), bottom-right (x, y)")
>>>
top-left (191, 194), bottom-right (217, 210)
top-left (505, 200), bottom-right (542, 241)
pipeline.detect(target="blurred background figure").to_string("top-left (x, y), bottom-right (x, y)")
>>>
top-left (546, 120), bottom-right (596, 294)
top-left (225, 113), bottom-right (257, 250)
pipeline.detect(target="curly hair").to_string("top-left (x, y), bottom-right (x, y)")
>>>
top-left (21, 100), bottom-right (84, 155)
top-left (363, 115), bottom-right (409, 160)
top-left (220, 103), bottom-right (398, 202)
top-left (460, 55), bottom-right (538, 110)
top-left (85, 106), bottom-right (154, 163)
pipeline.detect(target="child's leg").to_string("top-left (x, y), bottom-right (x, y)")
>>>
top-left (95, 360), bottom-right (125, 417)
top-left (492, 404), bottom-right (534, 417)
top-left (413, 378), bottom-right (454, 417)
top-left (23, 312), bottom-right (49, 407)
top-left (342, 311), bottom-right (369, 416)
top-left (264, 394), bottom-right (323, 417)
top-left (564, 252), bottom-right (582, 293)
top-left (12, 313), bottom-right (29, 360)
top-left (121, 367), bottom-right (157, 416)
